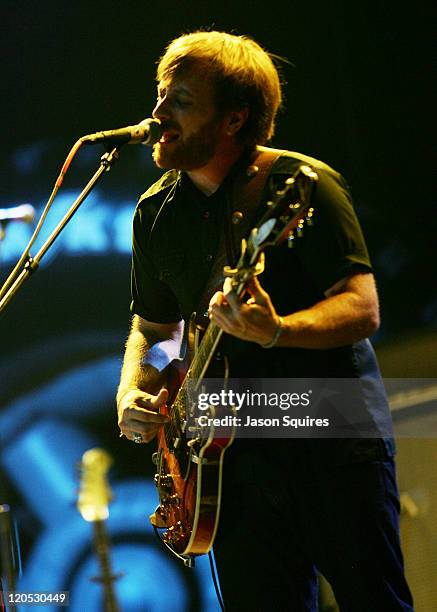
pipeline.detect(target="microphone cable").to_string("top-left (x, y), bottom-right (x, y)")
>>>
top-left (208, 550), bottom-right (225, 611)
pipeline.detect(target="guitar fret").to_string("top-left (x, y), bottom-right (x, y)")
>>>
top-left (190, 324), bottom-right (221, 381)
top-left (170, 323), bottom-right (221, 424)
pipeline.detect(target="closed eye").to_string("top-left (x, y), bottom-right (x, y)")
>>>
top-left (174, 98), bottom-right (192, 108)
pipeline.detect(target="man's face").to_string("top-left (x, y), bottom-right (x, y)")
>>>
top-left (152, 69), bottom-right (225, 171)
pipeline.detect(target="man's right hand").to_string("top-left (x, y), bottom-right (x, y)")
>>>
top-left (117, 388), bottom-right (169, 443)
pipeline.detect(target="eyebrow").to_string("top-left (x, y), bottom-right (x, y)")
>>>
top-left (158, 84), bottom-right (194, 98)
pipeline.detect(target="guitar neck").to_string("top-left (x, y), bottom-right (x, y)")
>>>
top-left (169, 320), bottom-right (223, 425)
top-left (190, 321), bottom-right (223, 385)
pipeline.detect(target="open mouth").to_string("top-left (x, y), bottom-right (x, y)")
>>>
top-left (159, 131), bottom-right (180, 144)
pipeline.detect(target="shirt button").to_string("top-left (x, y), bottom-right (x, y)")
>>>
top-left (206, 254), bottom-right (213, 262)
top-left (203, 210), bottom-right (210, 219)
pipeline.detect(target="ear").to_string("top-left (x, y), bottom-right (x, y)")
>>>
top-left (224, 107), bottom-right (249, 136)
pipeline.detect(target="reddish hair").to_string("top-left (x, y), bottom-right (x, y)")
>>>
top-left (156, 31), bottom-right (283, 147)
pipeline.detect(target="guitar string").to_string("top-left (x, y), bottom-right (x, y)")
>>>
top-left (163, 322), bottom-right (220, 441)
top-left (163, 327), bottom-right (217, 440)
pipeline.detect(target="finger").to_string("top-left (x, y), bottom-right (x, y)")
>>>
top-left (129, 425), bottom-right (159, 444)
top-left (142, 429), bottom-right (159, 443)
top-left (131, 431), bottom-right (145, 444)
top-left (120, 421), bottom-right (160, 444)
top-left (209, 290), bottom-right (226, 308)
top-left (123, 406), bottom-right (169, 424)
top-left (126, 419), bottom-right (162, 435)
top-left (223, 277), bottom-right (233, 295)
top-left (149, 387), bottom-right (169, 409)
top-left (134, 389), bottom-right (168, 411)
top-left (223, 285), bottom-right (241, 315)
top-left (223, 277), bottom-right (243, 311)
top-left (245, 276), bottom-right (268, 305)
top-left (209, 305), bottom-right (235, 333)
top-left (122, 415), bottom-right (164, 440)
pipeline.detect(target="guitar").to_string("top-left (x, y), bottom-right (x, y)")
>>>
top-left (150, 164), bottom-right (318, 564)
top-left (77, 448), bottom-right (120, 612)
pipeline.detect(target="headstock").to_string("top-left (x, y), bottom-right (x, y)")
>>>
top-left (224, 164), bottom-right (318, 291)
top-left (77, 448), bottom-right (113, 522)
top-left (250, 164), bottom-right (317, 254)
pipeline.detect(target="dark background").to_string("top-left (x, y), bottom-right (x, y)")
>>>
top-left (0, 1), bottom-right (435, 609)
top-left (0, 0), bottom-right (435, 346)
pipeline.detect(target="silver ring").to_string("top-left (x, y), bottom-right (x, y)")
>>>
top-left (133, 432), bottom-right (143, 444)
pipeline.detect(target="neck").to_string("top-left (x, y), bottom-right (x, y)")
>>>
top-left (187, 141), bottom-right (246, 196)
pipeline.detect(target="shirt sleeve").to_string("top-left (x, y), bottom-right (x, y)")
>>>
top-left (130, 204), bottom-right (182, 323)
top-left (293, 166), bottom-right (372, 294)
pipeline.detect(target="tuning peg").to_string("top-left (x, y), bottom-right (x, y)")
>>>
top-left (287, 231), bottom-right (295, 248)
top-left (296, 219), bottom-right (305, 238)
top-left (305, 207), bottom-right (314, 226)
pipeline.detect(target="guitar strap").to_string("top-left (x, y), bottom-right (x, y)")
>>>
top-left (196, 146), bottom-right (285, 319)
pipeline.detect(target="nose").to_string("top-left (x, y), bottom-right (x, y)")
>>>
top-left (152, 96), bottom-right (171, 121)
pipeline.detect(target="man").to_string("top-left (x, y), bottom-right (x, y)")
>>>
top-left (117, 31), bottom-right (413, 611)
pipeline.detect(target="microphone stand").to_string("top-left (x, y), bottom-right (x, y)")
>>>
top-left (0, 146), bottom-right (120, 315)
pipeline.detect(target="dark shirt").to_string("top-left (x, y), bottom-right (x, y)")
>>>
top-left (130, 150), bottom-right (395, 466)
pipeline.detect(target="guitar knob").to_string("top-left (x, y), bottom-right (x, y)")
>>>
top-left (162, 474), bottom-right (173, 488)
top-left (287, 231), bottom-right (295, 248)
top-left (154, 504), bottom-right (169, 522)
top-left (163, 528), bottom-right (173, 543)
top-left (163, 494), bottom-right (180, 507)
top-left (154, 473), bottom-right (174, 494)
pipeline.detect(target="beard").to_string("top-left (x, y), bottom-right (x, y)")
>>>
top-left (152, 115), bottom-right (223, 171)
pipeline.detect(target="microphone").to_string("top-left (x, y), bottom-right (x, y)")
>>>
top-left (0, 204), bottom-right (36, 224)
top-left (82, 118), bottom-right (161, 146)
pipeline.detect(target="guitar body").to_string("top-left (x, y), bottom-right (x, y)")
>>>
top-left (150, 316), bottom-right (234, 557)
top-left (153, 412), bottom-right (233, 556)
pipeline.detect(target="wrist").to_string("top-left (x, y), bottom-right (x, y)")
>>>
top-left (116, 387), bottom-right (137, 407)
top-left (261, 316), bottom-right (284, 349)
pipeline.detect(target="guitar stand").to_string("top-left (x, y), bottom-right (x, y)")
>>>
top-left (0, 504), bottom-right (19, 607)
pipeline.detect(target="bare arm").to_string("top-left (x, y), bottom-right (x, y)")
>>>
top-left (117, 315), bottom-right (183, 442)
top-left (209, 272), bottom-right (380, 349)
top-left (276, 273), bottom-right (379, 348)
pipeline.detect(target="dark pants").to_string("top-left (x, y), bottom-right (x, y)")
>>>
top-left (213, 442), bottom-right (414, 611)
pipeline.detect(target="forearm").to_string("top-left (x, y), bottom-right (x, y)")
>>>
top-left (277, 290), bottom-right (379, 350)
top-left (210, 272), bottom-right (380, 350)
top-left (117, 322), bottom-right (167, 404)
